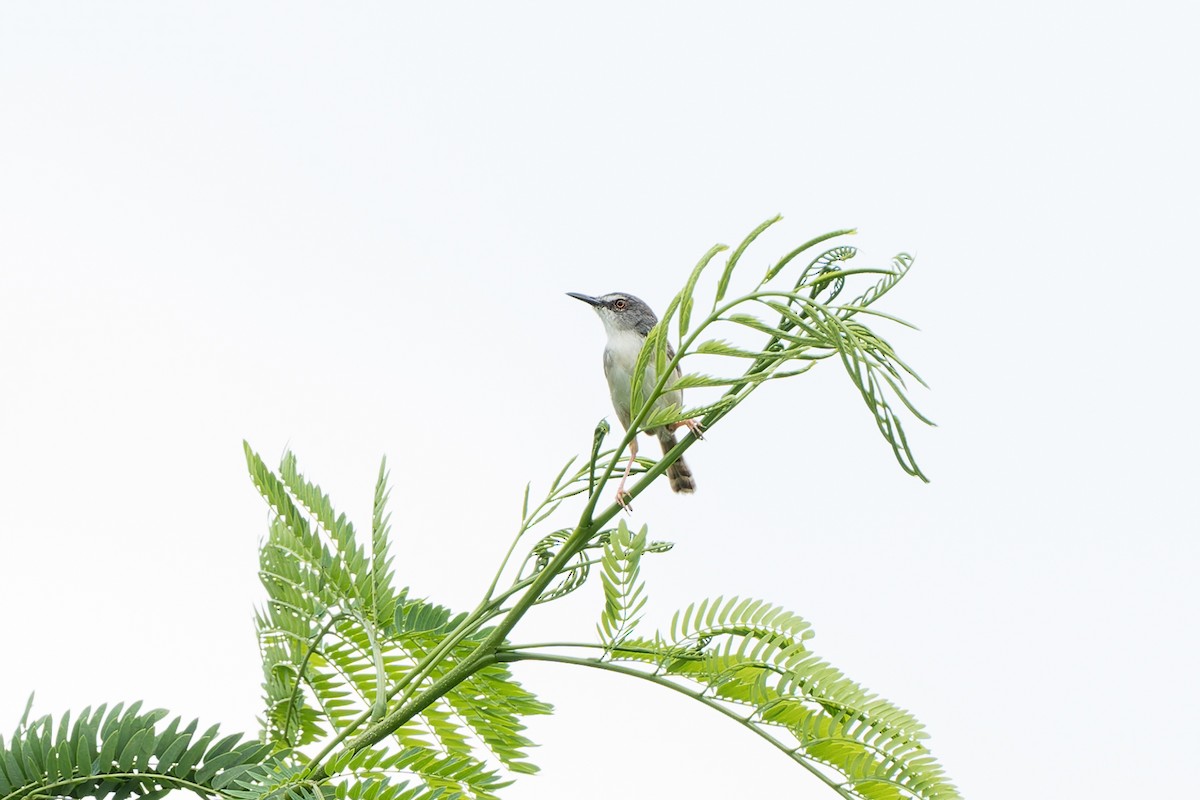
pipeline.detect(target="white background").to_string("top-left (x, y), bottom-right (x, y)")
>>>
top-left (2, 3), bottom-right (1197, 798)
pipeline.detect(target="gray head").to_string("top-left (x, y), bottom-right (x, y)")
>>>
top-left (567, 292), bottom-right (658, 337)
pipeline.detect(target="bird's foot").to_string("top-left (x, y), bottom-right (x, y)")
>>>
top-left (673, 418), bottom-right (705, 440)
top-left (615, 488), bottom-right (634, 514)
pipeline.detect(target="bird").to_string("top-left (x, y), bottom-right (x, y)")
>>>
top-left (567, 291), bottom-right (703, 508)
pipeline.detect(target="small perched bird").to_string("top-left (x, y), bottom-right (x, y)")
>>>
top-left (567, 291), bottom-right (703, 507)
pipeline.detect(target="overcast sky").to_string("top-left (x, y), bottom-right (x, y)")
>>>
top-left (2, 3), bottom-right (1197, 799)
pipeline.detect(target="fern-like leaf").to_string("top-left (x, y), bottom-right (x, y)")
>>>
top-left (279, 451), bottom-right (368, 605)
top-left (596, 521), bottom-right (648, 649)
top-left (370, 458), bottom-right (399, 631)
top-left (0, 702), bottom-right (279, 800)
top-left (602, 597), bottom-right (960, 800)
top-left (245, 446), bottom-right (553, 798)
top-left (845, 253), bottom-right (914, 311)
top-left (714, 214), bottom-right (781, 306)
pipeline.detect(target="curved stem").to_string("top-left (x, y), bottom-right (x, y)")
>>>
top-left (14, 772), bottom-right (232, 800)
top-left (324, 514), bottom-right (603, 770)
top-left (280, 611), bottom-right (351, 746)
top-left (491, 553), bottom-right (608, 610)
top-left (484, 516), bottom-right (537, 603)
top-left (486, 427), bottom-right (614, 602)
top-left (302, 600), bottom-right (495, 777)
top-left (496, 650), bottom-right (854, 800)
top-left (335, 653), bottom-right (500, 756)
top-left (503, 641), bottom-right (691, 662)
top-left (356, 609), bottom-right (387, 721)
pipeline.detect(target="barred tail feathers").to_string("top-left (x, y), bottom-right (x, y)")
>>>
top-left (657, 429), bottom-right (695, 494)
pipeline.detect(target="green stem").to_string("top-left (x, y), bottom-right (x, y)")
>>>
top-left (486, 424), bottom-right (611, 602)
top-left (317, 546), bottom-right (615, 774)
top-left (281, 612), bottom-right (350, 746)
top-left (484, 515), bottom-right (538, 603)
top-left (16, 772), bottom-right (235, 800)
top-left (302, 601), bottom-right (495, 777)
top-left (503, 640), bottom-right (692, 661)
top-left (488, 553), bottom-right (608, 610)
top-left (323, 514), bottom-right (604, 771)
top-left (356, 609), bottom-right (387, 721)
top-left (496, 650), bottom-right (854, 800)
top-left (343, 653), bottom-right (500, 754)
top-left (484, 471), bottom-right (572, 604)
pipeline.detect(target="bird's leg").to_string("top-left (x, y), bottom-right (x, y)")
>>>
top-left (671, 418), bottom-right (706, 440)
top-left (615, 436), bottom-right (638, 513)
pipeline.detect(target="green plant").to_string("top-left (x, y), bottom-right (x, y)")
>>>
top-left (2, 218), bottom-right (955, 800)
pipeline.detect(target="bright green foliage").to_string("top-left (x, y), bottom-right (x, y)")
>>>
top-left (627, 218), bottom-right (932, 481)
top-left (594, 596), bottom-right (958, 799)
top-left (8, 219), bottom-right (954, 800)
top-left (0, 699), bottom-right (280, 800)
top-left (596, 521), bottom-right (649, 649)
top-left (247, 446), bottom-right (551, 799)
top-left (320, 746), bottom-right (507, 800)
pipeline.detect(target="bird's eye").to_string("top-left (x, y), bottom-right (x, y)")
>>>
top-left (614, 298), bottom-right (628, 310)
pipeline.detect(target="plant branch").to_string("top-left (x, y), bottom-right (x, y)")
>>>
top-left (495, 650), bottom-right (854, 800)
top-left (321, 510), bottom-right (606, 771)
top-left (279, 611), bottom-right (351, 746)
top-left (301, 600), bottom-right (496, 777)
top-left (17, 772), bottom-right (237, 800)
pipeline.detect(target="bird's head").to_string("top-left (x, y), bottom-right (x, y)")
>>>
top-left (567, 292), bottom-right (658, 337)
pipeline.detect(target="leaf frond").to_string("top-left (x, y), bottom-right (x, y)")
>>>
top-left (593, 595), bottom-right (961, 800)
top-left (715, 215), bottom-right (782, 306)
top-left (245, 447), bottom-right (552, 797)
top-left (596, 521), bottom-right (649, 650)
top-left (370, 458), bottom-right (399, 631)
top-left (0, 702), bottom-right (280, 800)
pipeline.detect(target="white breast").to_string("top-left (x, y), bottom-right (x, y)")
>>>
top-left (604, 329), bottom-right (646, 377)
top-left (602, 328), bottom-right (681, 431)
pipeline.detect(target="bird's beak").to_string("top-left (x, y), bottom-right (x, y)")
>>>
top-left (566, 292), bottom-right (603, 307)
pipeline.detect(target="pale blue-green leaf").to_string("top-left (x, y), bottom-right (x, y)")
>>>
top-left (678, 243), bottom-right (729, 340)
top-left (715, 215), bottom-right (782, 306)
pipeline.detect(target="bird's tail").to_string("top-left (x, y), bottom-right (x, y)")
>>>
top-left (657, 430), bottom-right (695, 494)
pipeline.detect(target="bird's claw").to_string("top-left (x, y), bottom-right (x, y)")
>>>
top-left (676, 418), bottom-right (705, 440)
top-left (616, 490), bottom-right (634, 514)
